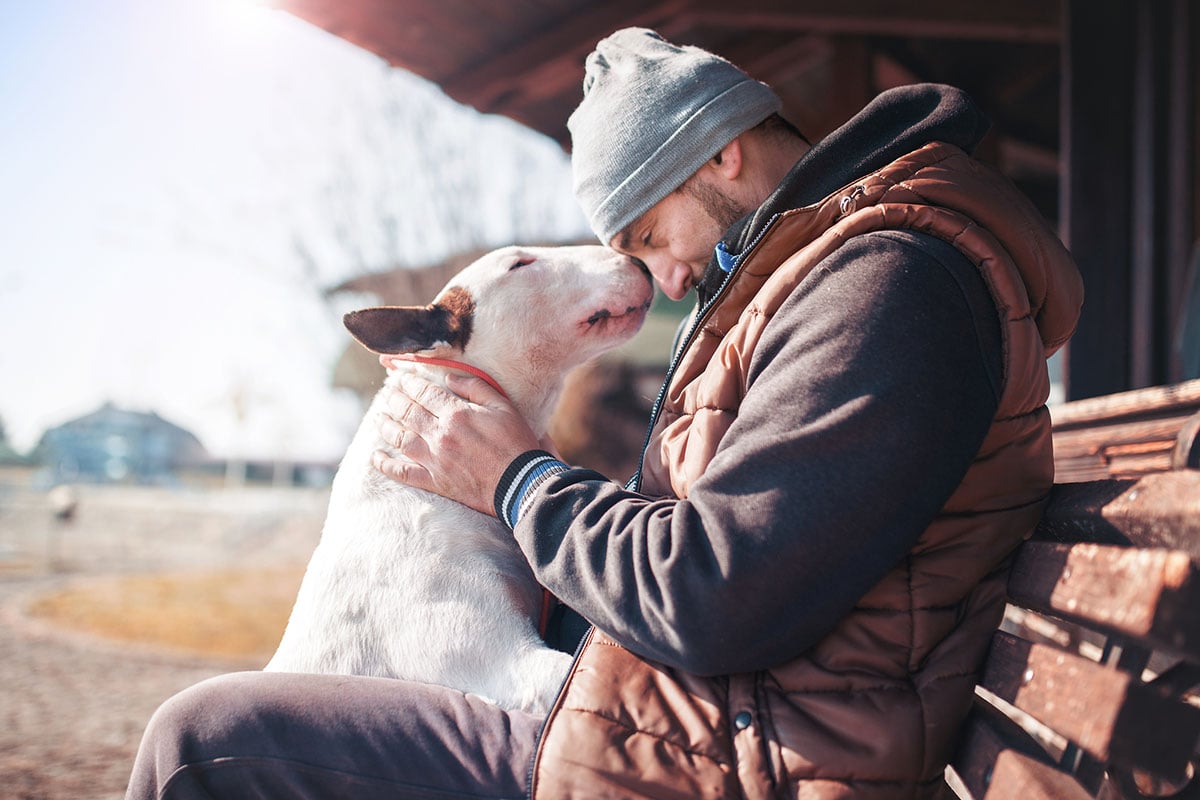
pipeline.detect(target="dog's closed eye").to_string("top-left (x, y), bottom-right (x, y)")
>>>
top-left (508, 256), bottom-right (536, 271)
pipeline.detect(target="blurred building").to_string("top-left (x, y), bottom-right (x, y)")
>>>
top-left (32, 402), bottom-right (209, 486)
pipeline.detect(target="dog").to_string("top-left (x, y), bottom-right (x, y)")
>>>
top-left (265, 245), bottom-right (653, 715)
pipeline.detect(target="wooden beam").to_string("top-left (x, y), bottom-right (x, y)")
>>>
top-left (1049, 379), bottom-right (1200, 480)
top-left (1007, 541), bottom-right (1200, 660)
top-left (1034, 472), bottom-right (1200, 559)
top-left (951, 700), bottom-right (1091, 800)
top-left (1050, 378), bottom-right (1200, 428)
top-left (687, 0), bottom-right (1060, 43)
top-left (1130, 1), bottom-right (1172, 387)
top-left (714, 34), bottom-right (831, 89)
top-left (1061, 0), bottom-right (1136, 399)
top-left (438, 0), bottom-right (688, 113)
top-left (980, 633), bottom-right (1200, 780)
top-left (1166, 0), bottom-right (1197, 383)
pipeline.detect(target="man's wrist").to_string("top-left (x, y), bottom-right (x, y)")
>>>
top-left (494, 450), bottom-right (571, 531)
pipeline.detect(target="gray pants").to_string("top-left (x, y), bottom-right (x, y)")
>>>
top-left (125, 671), bottom-right (540, 799)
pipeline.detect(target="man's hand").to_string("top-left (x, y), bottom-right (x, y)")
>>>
top-left (373, 371), bottom-right (541, 516)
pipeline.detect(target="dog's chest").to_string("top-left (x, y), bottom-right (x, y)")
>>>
top-left (317, 484), bottom-right (536, 592)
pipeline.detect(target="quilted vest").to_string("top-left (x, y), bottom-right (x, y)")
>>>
top-left (530, 142), bottom-right (1084, 799)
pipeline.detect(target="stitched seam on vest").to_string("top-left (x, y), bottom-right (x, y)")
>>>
top-left (787, 776), bottom-right (946, 788)
top-left (754, 672), bottom-right (785, 792)
top-left (920, 668), bottom-right (983, 683)
top-left (936, 494), bottom-right (1050, 518)
top-left (905, 554), bottom-right (917, 674)
top-left (851, 603), bottom-right (961, 612)
top-left (993, 407), bottom-right (1046, 423)
top-left (914, 673), bottom-right (928, 780)
top-left (788, 776), bottom-right (947, 788)
top-left (781, 684), bottom-right (913, 696)
top-left (559, 707), bottom-right (733, 767)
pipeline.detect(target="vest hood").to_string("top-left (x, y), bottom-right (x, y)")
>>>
top-left (701, 84), bottom-right (991, 302)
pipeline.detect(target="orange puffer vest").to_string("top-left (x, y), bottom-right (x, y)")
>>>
top-left (530, 142), bottom-right (1084, 799)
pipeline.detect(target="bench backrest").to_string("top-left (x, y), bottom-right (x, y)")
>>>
top-left (947, 381), bottom-right (1200, 799)
top-left (1051, 379), bottom-right (1200, 482)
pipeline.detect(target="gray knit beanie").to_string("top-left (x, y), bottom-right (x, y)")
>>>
top-left (568, 28), bottom-right (781, 244)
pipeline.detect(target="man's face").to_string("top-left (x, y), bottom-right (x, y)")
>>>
top-left (610, 176), bottom-right (751, 301)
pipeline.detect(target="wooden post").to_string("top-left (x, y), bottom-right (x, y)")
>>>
top-left (1165, 0), bottom-right (1197, 383)
top-left (1062, 0), bottom-right (1196, 397)
top-left (1061, 0), bottom-right (1135, 399)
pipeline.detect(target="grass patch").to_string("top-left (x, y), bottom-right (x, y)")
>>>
top-left (28, 567), bottom-right (306, 662)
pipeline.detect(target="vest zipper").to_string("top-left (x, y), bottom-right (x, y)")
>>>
top-left (526, 222), bottom-right (774, 793)
top-left (631, 213), bottom-right (783, 492)
top-left (839, 184), bottom-right (867, 216)
top-left (525, 626), bottom-right (595, 798)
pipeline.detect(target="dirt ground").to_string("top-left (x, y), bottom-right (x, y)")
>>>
top-left (0, 576), bottom-right (239, 800)
top-left (0, 483), bottom-right (327, 799)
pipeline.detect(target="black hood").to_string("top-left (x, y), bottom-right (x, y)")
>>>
top-left (697, 83), bottom-right (992, 303)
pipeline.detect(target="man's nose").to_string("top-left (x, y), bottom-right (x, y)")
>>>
top-left (658, 267), bottom-right (691, 300)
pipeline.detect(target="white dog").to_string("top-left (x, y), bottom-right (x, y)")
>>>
top-left (266, 245), bottom-right (652, 715)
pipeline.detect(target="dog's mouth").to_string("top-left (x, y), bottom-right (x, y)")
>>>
top-left (585, 296), bottom-right (653, 328)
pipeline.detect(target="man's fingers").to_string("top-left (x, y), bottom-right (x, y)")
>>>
top-left (444, 372), bottom-right (511, 409)
top-left (388, 370), bottom-right (511, 415)
top-left (395, 372), bottom-right (464, 413)
top-left (384, 382), bottom-right (440, 429)
top-left (380, 418), bottom-right (434, 464)
top-left (371, 450), bottom-right (434, 493)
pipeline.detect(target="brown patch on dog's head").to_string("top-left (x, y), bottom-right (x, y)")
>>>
top-left (343, 287), bottom-right (475, 354)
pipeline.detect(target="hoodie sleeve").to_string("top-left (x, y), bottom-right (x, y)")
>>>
top-left (505, 230), bottom-right (1003, 675)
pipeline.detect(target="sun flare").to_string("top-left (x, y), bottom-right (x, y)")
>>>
top-left (210, 0), bottom-right (278, 36)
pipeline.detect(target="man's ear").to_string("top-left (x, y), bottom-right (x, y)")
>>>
top-left (708, 137), bottom-right (743, 180)
top-left (344, 293), bottom-right (473, 355)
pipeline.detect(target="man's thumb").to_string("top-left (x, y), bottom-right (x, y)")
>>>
top-left (446, 370), bottom-right (510, 407)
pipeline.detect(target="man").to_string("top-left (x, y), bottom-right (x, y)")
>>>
top-left (374, 27), bottom-right (1083, 798)
top-left (128, 28), bottom-right (1082, 799)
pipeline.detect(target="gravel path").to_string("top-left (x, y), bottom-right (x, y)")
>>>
top-left (0, 575), bottom-right (240, 800)
top-left (0, 484), bottom-right (327, 799)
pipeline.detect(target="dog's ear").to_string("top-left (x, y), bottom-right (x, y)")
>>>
top-left (343, 289), bottom-right (474, 354)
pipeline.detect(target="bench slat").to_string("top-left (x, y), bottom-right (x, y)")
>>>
top-left (1053, 417), bottom-right (1192, 481)
top-left (951, 699), bottom-right (1092, 800)
top-left (1050, 379), bottom-right (1200, 428)
top-left (961, 381), bottom-right (1200, 799)
top-left (1034, 472), bottom-right (1200, 559)
top-left (1050, 379), bottom-right (1200, 481)
top-left (979, 632), bottom-right (1200, 780)
top-left (1007, 541), bottom-right (1200, 659)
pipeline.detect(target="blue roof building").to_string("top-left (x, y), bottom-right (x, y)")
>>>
top-left (33, 402), bottom-right (209, 485)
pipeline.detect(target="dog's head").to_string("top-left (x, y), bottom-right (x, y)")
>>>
top-left (343, 245), bottom-right (653, 428)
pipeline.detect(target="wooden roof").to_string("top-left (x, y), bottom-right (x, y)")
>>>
top-left (277, 0), bottom-right (1062, 213)
top-left (278, 0), bottom-right (1200, 398)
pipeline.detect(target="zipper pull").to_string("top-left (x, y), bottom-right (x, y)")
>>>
top-left (839, 185), bottom-right (867, 216)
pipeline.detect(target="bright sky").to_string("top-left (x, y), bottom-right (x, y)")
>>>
top-left (0, 0), bottom-right (588, 461)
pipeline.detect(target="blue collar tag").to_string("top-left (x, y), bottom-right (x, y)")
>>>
top-left (715, 241), bottom-right (738, 273)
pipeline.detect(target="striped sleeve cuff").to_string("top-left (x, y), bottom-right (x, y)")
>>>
top-left (493, 450), bottom-right (571, 531)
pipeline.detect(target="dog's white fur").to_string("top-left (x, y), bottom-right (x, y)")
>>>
top-left (266, 245), bottom-right (652, 714)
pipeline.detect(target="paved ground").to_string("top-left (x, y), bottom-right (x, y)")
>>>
top-left (0, 575), bottom-right (235, 800)
top-left (0, 483), bottom-right (326, 799)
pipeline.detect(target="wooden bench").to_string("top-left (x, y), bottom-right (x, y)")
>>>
top-left (946, 382), bottom-right (1200, 799)
top-left (1051, 378), bottom-right (1200, 482)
